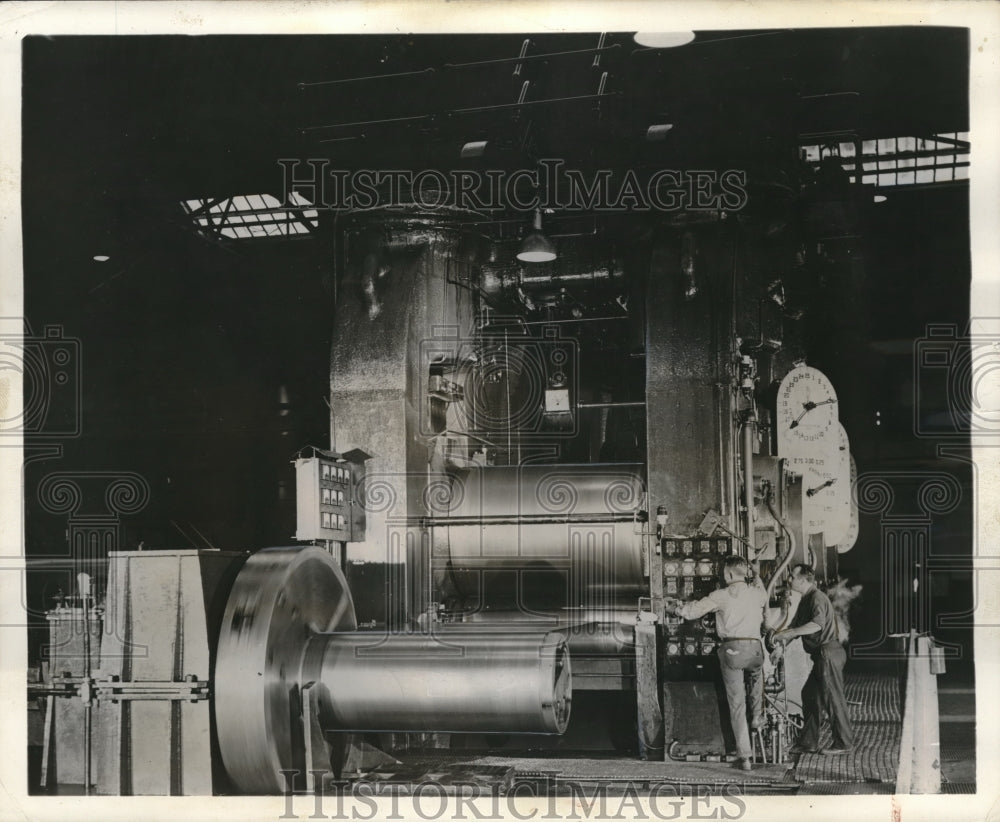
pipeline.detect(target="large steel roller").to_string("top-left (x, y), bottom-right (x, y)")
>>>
top-left (215, 547), bottom-right (571, 793)
top-left (430, 463), bottom-right (647, 611)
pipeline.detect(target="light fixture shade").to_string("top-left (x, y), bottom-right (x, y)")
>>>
top-left (517, 209), bottom-right (557, 263)
top-left (517, 232), bottom-right (557, 263)
top-left (633, 32), bottom-right (696, 48)
top-left (645, 124), bottom-right (674, 141)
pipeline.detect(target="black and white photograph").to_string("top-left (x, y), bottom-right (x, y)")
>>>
top-left (2, 3), bottom-right (999, 820)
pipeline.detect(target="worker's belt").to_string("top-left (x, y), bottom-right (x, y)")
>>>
top-left (719, 637), bottom-right (762, 642)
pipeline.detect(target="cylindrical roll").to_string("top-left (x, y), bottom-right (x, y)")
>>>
top-left (215, 547), bottom-right (359, 794)
top-left (444, 610), bottom-right (637, 657)
top-left (305, 630), bottom-right (571, 734)
top-left (430, 463), bottom-right (647, 610)
top-left (215, 547), bottom-right (573, 793)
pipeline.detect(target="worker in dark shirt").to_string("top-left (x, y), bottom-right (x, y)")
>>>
top-left (773, 563), bottom-right (854, 755)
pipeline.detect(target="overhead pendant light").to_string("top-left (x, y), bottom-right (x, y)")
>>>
top-left (633, 32), bottom-right (696, 49)
top-left (517, 209), bottom-right (557, 263)
top-left (92, 254), bottom-right (110, 262)
top-left (460, 140), bottom-right (488, 159)
top-left (645, 123), bottom-right (674, 141)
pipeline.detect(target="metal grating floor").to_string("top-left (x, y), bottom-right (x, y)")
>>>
top-left (794, 673), bottom-right (901, 785)
top-left (801, 782), bottom-right (897, 795)
top-left (793, 716), bottom-right (901, 784)
top-left (370, 672), bottom-right (972, 796)
top-left (844, 672), bottom-right (901, 723)
top-left (464, 755), bottom-right (793, 787)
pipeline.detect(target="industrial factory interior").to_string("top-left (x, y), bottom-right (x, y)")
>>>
top-left (15, 23), bottom-right (984, 802)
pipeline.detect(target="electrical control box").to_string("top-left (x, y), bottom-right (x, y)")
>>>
top-left (660, 536), bottom-right (734, 659)
top-left (294, 450), bottom-right (366, 542)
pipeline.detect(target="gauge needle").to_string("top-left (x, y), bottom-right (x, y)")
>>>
top-left (806, 477), bottom-right (837, 497)
top-left (789, 397), bottom-right (836, 428)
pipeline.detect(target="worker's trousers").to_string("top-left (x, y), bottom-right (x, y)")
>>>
top-left (717, 638), bottom-right (764, 759)
top-left (799, 641), bottom-right (854, 750)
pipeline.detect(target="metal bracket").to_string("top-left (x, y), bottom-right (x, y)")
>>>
top-left (94, 676), bottom-right (210, 703)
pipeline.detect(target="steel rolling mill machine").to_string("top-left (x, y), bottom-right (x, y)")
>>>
top-left (30, 204), bottom-right (861, 794)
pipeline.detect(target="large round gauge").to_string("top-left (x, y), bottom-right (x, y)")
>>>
top-left (801, 459), bottom-right (834, 537)
top-left (776, 365), bottom-right (839, 457)
top-left (800, 423), bottom-right (851, 543)
top-left (825, 424), bottom-right (852, 547)
top-left (838, 453), bottom-right (860, 553)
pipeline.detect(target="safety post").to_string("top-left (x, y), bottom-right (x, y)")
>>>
top-left (895, 631), bottom-right (943, 793)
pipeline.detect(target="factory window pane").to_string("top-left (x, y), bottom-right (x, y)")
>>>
top-left (181, 192), bottom-right (319, 240)
top-left (801, 132), bottom-right (969, 189)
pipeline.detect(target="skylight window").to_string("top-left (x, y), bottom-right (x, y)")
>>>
top-left (181, 193), bottom-right (319, 239)
top-left (801, 133), bottom-right (969, 188)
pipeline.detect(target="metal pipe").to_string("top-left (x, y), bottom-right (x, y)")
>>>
top-left (766, 494), bottom-right (797, 600)
top-left (577, 401), bottom-right (645, 409)
top-left (742, 415), bottom-right (756, 556)
top-left (304, 630), bottom-right (571, 734)
top-left (298, 66), bottom-right (436, 89)
top-left (519, 269), bottom-right (621, 285)
top-left (453, 91), bottom-right (620, 116)
top-left (521, 315), bottom-right (629, 326)
top-left (421, 512), bottom-right (643, 527)
top-left (80, 581), bottom-right (92, 796)
top-left (445, 43), bottom-right (621, 70)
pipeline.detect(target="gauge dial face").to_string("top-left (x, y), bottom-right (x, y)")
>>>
top-left (838, 452), bottom-right (860, 554)
top-left (777, 366), bottom-right (839, 457)
top-left (800, 424), bottom-right (851, 542)
top-left (826, 424), bottom-right (852, 547)
top-left (801, 459), bottom-right (835, 536)
top-left (777, 365), bottom-right (844, 541)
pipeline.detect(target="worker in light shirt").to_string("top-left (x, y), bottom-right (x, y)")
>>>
top-left (665, 555), bottom-right (768, 772)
